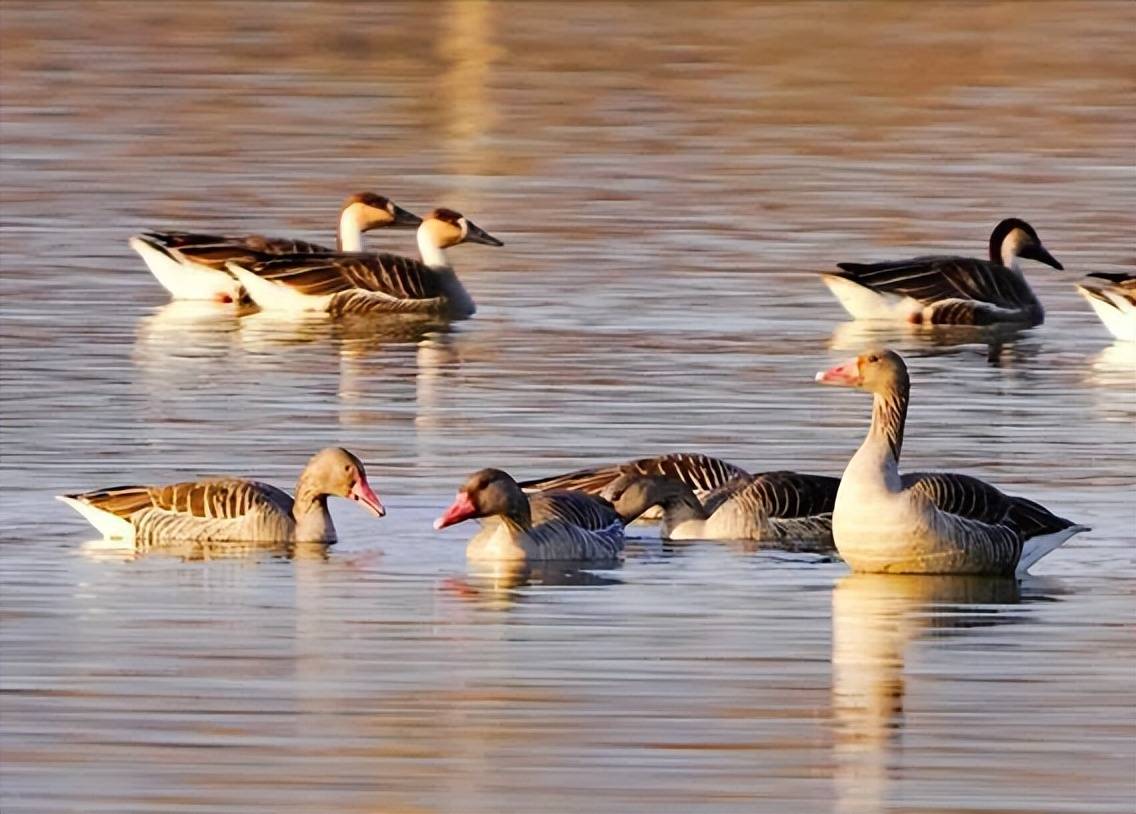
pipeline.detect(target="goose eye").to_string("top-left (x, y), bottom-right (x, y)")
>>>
top-left (867, 354), bottom-right (879, 363)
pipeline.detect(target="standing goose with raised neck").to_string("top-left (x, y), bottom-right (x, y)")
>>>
top-left (815, 349), bottom-right (1088, 575)
top-left (822, 218), bottom-right (1064, 326)
top-left (1076, 272), bottom-right (1136, 341)
top-left (226, 208), bottom-right (503, 319)
top-left (130, 193), bottom-right (421, 302)
top-left (57, 447), bottom-right (385, 545)
top-left (605, 470), bottom-right (839, 545)
top-left (433, 468), bottom-right (624, 562)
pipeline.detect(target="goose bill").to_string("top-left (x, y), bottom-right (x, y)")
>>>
top-left (465, 221), bottom-right (504, 247)
top-left (350, 478), bottom-right (386, 517)
top-left (815, 358), bottom-right (861, 387)
top-left (434, 491), bottom-right (477, 529)
top-left (392, 205), bottom-right (423, 229)
top-left (1021, 243), bottom-right (1063, 270)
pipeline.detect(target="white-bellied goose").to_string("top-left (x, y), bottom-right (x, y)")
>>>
top-left (226, 208), bottom-right (502, 319)
top-left (58, 447), bottom-right (384, 545)
top-left (1076, 272), bottom-right (1136, 341)
top-left (604, 470), bottom-right (839, 545)
top-left (434, 468), bottom-right (624, 562)
top-left (130, 193), bottom-right (421, 302)
top-left (520, 452), bottom-right (750, 521)
top-left (823, 218), bottom-right (1063, 326)
top-left (815, 349), bottom-right (1087, 575)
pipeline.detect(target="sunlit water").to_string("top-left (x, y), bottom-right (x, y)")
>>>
top-left (1, 2), bottom-right (1134, 812)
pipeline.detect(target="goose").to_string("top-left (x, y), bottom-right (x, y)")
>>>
top-left (130, 193), bottom-right (421, 302)
top-left (57, 447), bottom-right (384, 545)
top-left (225, 208), bottom-right (502, 319)
top-left (822, 218), bottom-right (1063, 326)
top-left (433, 468), bottom-right (624, 562)
top-left (604, 470), bottom-right (839, 545)
top-left (815, 349), bottom-right (1088, 575)
top-left (520, 452), bottom-right (751, 521)
top-left (1076, 272), bottom-right (1136, 341)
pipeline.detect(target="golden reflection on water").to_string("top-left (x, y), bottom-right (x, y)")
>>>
top-left (831, 574), bottom-right (1023, 814)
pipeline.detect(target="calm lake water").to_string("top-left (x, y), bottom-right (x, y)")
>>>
top-left (1, 2), bottom-right (1134, 812)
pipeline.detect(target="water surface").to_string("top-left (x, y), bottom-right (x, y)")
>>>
top-left (1, 2), bottom-right (1134, 812)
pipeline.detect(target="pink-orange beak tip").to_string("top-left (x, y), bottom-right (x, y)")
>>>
top-left (350, 479), bottom-right (386, 518)
top-left (432, 516), bottom-right (447, 531)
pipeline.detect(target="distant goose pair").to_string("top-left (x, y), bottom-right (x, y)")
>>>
top-left (131, 193), bottom-right (502, 318)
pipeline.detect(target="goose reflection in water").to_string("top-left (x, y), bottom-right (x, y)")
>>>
top-left (81, 537), bottom-right (331, 564)
top-left (831, 573), bottom-right (1041, 814)
top-left (441, 559), bottom-right (623, 611)
top-left (829, 320), bottom-right (1036, 367)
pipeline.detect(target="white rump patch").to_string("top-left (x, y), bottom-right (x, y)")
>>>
top-left (57, 496), bottom-right (135, 541)
top-left (822, 275), bottom-right (922, 321)
top-left (1016, 525), bottom-right (1088, 575)
top-left (226, 263), bottom-right (334, 312)
top-left (130, 237), bottom-right (240, 301)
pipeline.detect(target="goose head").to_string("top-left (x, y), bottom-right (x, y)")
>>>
top-left (603, 473), bottom-right (670, 522)
top-left (419, 208), bottom-right (504, 250)
top-left (301, 447), bottom-right (385, 517)
top-left (434, 468), bottom-right (528, 529)
top-left (341, 192), bottom-right (422, 233)
top-left (815, 348), bottom-right (909, 395)
top-left (989, 218), bottom-right (1062, 271)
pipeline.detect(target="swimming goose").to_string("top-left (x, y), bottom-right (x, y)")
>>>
top-left (434, 468), bottom-right (624, 562)
top-left (605, 470), bottom-right (839, 545)
top-left (130, 193), bottom-right (421, 302)
top-left (815, 349), bottom-right (1087, 575)
top-left (520, 452), bottom-right (750, 521)
top-left (57, 447), bottom-right (384, 545)
top-left (225, 208), bottom-right (502, 319)
top-left (823, 218), bottom-right (1063, 326)
top-left (1076, 272), bottom-right (1136, 341)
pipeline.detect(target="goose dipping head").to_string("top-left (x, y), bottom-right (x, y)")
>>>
top-left (434, 468), bottom-right (528, 529)
top-left (989, 218), bottom-right (1062, 271)
top-left (303, 446), bottom-right (386, 517)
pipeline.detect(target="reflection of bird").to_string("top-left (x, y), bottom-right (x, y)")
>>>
top-left (227, 209), bottom-right (503, 318)
top-left (1077, 272), bottom-right (1136, 341)
top-left (822, 218), bottom-right (1063, 326)
top-left (832, 573), bottom-right (1022, 814)
top-left (80, 538), bottom-right (331, 564)
top-left (434, 468), bottom-right (624, 562)
top-left (828, 319), bottom-right (1032, 367)
top-left (130, 193), bottom-right (420, 302)
top-left (817, 349), bottom-right (1087, 575)
top-left (603, 469), bottom-right (838, 547)
top-left (59, 447), bottom-right (384, 545)
top-left (441, 560), bottom-right (623, 611)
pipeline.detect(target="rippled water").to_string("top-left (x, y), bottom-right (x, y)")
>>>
top-left (2, 2), bottom-right (1134, 812)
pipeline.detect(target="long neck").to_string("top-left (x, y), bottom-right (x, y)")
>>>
top-left (292, 478), bottom-right (335, 543)
top-left (417, 228), bottom-right (449, 268)
top-left (655, 481), bottom-right (708, 526)
top-left (862, 380), bottom-right (909, 481)
top-left (337, 209), bottom-right (365, 252)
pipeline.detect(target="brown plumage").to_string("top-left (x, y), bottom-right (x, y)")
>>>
top-left (58, 448), bottom-right (385, 545)
top-left (435, 468), bottom-right (623, 562)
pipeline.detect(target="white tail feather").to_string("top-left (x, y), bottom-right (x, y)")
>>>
top-left (821, 274), bottom-right (922, 321)
top-left (1078, 286), bottom-right (1136, 342)
top-left (226, 263), bottom-right (334, 312)
top-left (1016, 525), bottom-right (1088, 575)
top-left (56, 496), bottom-right (135, 541)
top-left (130, 237), bottom-right (240, 301)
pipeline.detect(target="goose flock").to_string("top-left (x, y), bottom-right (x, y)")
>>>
top-left (58, 195), bottom-right (1122, 577)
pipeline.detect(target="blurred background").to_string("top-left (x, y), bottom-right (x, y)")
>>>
top-left (1, 3), bottom-right (1133, 813)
